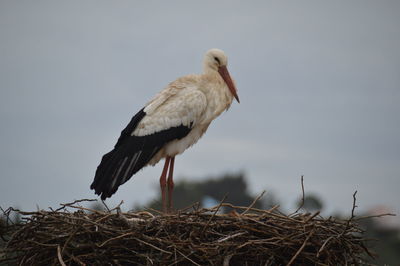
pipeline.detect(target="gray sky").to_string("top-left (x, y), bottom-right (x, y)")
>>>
top-left (1, 1), bottom-right (399, 222)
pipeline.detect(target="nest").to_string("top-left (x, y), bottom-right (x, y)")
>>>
top-left (1, 198), bottom-right (374, 266)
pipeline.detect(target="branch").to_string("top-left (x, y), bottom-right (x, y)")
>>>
top-left (294, 175), bottom-right (305, 213)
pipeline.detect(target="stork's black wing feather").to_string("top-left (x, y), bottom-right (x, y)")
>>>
top-left (90, 108), bottom-right (191, 200)
top-left (114, 107), bottom-right (146, 148)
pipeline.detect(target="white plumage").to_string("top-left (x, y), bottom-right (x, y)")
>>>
top-left (91, 48), bottom-right (239, 212)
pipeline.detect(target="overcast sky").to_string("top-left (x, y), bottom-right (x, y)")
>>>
top-left (1, 1), bottom-right (399, 222)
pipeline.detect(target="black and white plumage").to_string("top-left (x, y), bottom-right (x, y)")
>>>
top-left (90, 48), bottom-right (239, 211)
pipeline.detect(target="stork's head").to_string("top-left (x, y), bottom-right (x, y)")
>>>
top-left (204, 48), bottom-right (240, 103)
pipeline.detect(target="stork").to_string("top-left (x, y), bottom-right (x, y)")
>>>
top-left (90, 48), bottom-right (239, 212)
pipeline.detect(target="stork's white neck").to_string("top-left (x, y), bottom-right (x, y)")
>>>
top-left (203, 62), bottom-right (219, 74)
top-left (198, 72), bottom-right (233, 123)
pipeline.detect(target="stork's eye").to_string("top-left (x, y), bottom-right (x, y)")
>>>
top-left (214, 57), bottom-right (220, 64)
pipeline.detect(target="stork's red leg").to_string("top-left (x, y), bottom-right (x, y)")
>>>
top-left (167, 156), bottom-right (175, 212)
top-left (160, 157), bottom-right (170, 213)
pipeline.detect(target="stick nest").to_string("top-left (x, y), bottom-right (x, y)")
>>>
top-left (1, 199), bottom-right (373, 266)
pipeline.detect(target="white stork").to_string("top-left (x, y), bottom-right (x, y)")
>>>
top-left (90, 48), bottom-right (239, 212)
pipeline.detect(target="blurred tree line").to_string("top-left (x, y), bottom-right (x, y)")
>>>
top-left (142, 172), bottom-right (275, 211)
top-left (1, 173), bottom-right (399, 264)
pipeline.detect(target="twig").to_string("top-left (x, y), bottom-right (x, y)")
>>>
top-left (56, 199), bottom-right (97, 212)
top-left (178, 201), bottom-right (201, 213)
top-left (61, 228), bottom-right (78, 254)
top-left (350, 191), bottom-right (358, 219)
top-left (201, 194), bottom-right (227, 234)
top-left (0, 206), bottom-right (16, 225)
top-left (304, 211), bottom-right (320, 223)
top-left (339, 191), bottom-right (358, 237)
top-left (223, 254), bottom-right (233, 266)
top-left (294, 175), bottom-right (305, 213)
top-left (317, 236), bottom-right (335, 257)
top-left (175, 249), bottom-right (201, 266)
top-left (242, 190), bottom-right (266, 215)
top-left (134, 237), bottom-right (173, 255)
top-left (110, 200), bottom-right (124, 212)
top-left (217, 232), bottom-right (246, 243)
top-left (99, 232), bottom-right (135, 247)
top-left (286, 229), bottom-right (314, 266)
top-left (57, 245), bottom-right (67, 266)
top-left (354, 213), bottom-right (396, 220)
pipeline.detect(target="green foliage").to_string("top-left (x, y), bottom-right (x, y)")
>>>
top-left (143, 172), bottom-right (265, 211)
top-left (359, 218), bottom-right (400, 265)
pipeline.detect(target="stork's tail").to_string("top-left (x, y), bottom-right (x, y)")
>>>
top-left (90, 143), bottom-right (161, 200)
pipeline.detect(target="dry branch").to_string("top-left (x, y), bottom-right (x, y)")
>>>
top-left (0, 199), bottom-right (375, 265)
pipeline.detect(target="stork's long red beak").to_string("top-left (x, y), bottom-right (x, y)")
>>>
top-left (218, 66), bottom-right (240, 103)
